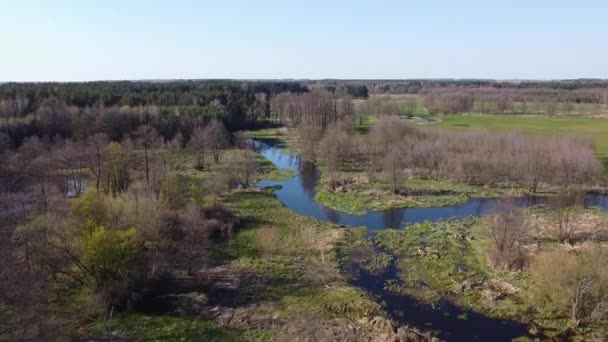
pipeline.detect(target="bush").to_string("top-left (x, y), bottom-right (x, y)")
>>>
top-left (485, 204), bottom-right (529, 270)
top-left (530, 245), bottom-right (608, 327)
top-left (81, 226), bottom-right (144, 306)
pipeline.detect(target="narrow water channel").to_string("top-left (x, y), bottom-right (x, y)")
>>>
top-left (251, 138), bottom-right (608, 341)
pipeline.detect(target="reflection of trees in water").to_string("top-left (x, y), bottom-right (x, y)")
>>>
top-left (299, 161), bottom-right (319, 199)
top-left (585, 195), bottom-right (608, 209)
top-left (382, 209), bottom-right (402, 229)
top-left (323, 206), bottom-right (340, 223)
top-left (477, 196), bottom-right (547, 216)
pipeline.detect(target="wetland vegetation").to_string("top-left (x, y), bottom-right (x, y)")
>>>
top-left (2, 79), bottom-right (608, 341)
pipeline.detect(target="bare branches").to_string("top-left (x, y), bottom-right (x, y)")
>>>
top-left (531, 245), bottom-right (608, 327)
top-left (357, 119), bottom-right (602, 189)
top-left (486, 201), bottom-right (529, 270)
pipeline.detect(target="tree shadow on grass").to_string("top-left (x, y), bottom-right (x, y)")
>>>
top-left (134, 266), bottom-right (317, 313)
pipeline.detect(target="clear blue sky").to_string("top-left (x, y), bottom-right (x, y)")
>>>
top-left (2, 0), bottom-right (607, 81)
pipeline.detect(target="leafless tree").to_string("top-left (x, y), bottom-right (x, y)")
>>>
top-left (228, 149), bottom-right (258, 187)
top-left (204, 171), bottom-right (237, 207)
top-left (181, 202), bottom-right (210, 275)
top-left (188, 125), bottom-right (207, 170)
top-left (85, 133), bottom-right (109, 191)
top-left (297, 122), bottom-right (323, 163)
top-left (55, 139), bottom-right (86, 197)
top-left (319, 123), bottom-right (351, 188)
top-left (203, 120), bottom-right (230, 163)
top-left (548, 189), bottom-right (584, 245)
top-left (486, 201), bottom-right (529, 270)
top-left (383, 144), bottom-right (408, 193)
top-left (133, 125), bottom-right (161, 185)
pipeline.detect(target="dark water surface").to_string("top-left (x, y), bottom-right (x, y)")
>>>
top-left (349, 257), bottom-right (530, 341)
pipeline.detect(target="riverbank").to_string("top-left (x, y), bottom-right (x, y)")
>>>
top-left (243, 127), bottom-right (600, 217)
top-left (338, 209), bottom-right (608, 340)
top-left (244, 131), bottom-right (608, 340)
top-left (315, 174), bottom-right (538, 216)
top-left (85, 132), bottom-right (608, 341)
top-left (86, 188), bottom-right (429, 341)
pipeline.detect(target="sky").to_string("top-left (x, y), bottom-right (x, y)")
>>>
top-left (1, 0), bottom-right (607, 81)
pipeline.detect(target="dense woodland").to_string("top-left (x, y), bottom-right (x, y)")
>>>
top-left (0, 81), bottom-right (306, 146)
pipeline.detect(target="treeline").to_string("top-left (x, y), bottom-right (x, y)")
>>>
top-left (0, 81), bottom-right (307, 146)
top-left (421, 87), bottom-right (608, 115)
top-left (0, 81), bottom-right (307, 112)
top-left (306, 79), bottom-right (608, 95)
top-left (313, 117), bottom-right (603, 191)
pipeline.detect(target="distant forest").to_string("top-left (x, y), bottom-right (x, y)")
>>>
top-left (2, 79), bottom-right (608, 146)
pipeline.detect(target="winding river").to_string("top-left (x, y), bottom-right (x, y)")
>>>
top-left (252, 138), bottom-right (608, 341)
top-left (252, 139), bottom-right (608, 230)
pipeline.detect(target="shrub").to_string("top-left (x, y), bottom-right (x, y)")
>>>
top-left (530, 245), bottom-right (608, 327)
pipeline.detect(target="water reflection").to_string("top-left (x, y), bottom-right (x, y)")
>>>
top-left (298, 161), bottom-right (318, 199)
top-left (382, 209), bottom-right (402, 229)
top-left (348, 257), bottom-right (530, 341)
top-left (323, 206), bottom-right (340, 224)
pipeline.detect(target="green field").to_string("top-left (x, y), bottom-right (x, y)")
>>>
top-left (440, 114), bottom-right (608, 168)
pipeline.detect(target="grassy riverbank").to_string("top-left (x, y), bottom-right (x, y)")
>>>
top-left (87, 188), bottom-right (402, 340)
top-left (243, 127), bottom-right (549, 216)
top-left (315, 175), bottom-right (534, 216)
top-left (339, 209), bottom-right (608, 340)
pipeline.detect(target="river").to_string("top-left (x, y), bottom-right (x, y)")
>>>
top-left (251, 138), bottom-right (608, 341)
top-left (252, 139), bottom-right (608, 230)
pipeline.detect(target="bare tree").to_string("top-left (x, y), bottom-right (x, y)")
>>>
top-left (228, 149), bottom-right (258, 187)
top-left (55, 140), bottom-right (86, 197)
top-left (204, 171), bottom-right (237, 207)
top-left (486, 201), bottom-right (529, 270)
top-left (548, 189), bottom-right (584, 245)
top-left (188, 125), bottom-right (207, 170)
top-left (181, 202), bottom-right (210, 275)
top-left (319, 123), bottom-right (351, 188)
top-left (133, 125), bottom-right (161, 185)
top-left (383, 144), bottom-right (408, 194)
top-left (297, 122), bottom-right (322, 163)
top-left (203, 120), bottom-right (230, 163)
top-left (85, 133), bottom-right (109, 191)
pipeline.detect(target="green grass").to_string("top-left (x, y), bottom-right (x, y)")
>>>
top-left (211, 189), bottom-right (381, 321)
top-left (315, 177), bottom-right (531, 216)
top-left (89, 313), bottom-right (269, 341)
top-left (88, 189), bottom-right (382, 340)
top-left (253, 166), bottom-right (295, 182)
top-left (440, 114), bottom-right (608, 168)
top-left (352, 215), bottom-right (608, 338)
top-left (281, 286), bottom-right (381, 320)
top-left (381, 219), bottom-right (490, 304)
top-left (241, 128), bottom-right (299, 155)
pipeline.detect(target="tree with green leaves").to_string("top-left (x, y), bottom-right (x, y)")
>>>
top-left (102, 142), bottom-right (130, 195)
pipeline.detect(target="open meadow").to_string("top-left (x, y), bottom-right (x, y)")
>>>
top-left (439, 114), bottom-right (608, 168)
